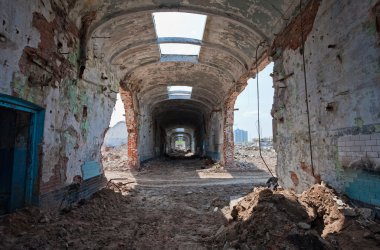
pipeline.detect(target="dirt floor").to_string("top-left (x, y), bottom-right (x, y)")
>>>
top-left (102, 143), bottom-right (278, 174)
top-left (1, 147), bottom-right (380, 249)
top-left (0, 158), bottom-right (271, 249)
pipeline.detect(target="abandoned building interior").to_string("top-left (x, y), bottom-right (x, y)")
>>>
top-left (1, 0), bottom-right (380, 248)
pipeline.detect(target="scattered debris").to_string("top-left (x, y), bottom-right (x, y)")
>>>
top-left (234, 144), bottom-right (277, 173)
top-left (1, 156), bottom-right (379, 249)
top-left (101, 144), bottom-right (129, 171)
top-left (212, 184), bottom-right (380, 249)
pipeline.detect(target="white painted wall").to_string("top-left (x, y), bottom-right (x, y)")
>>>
top-left (103, 121), bottom-right (128, 147)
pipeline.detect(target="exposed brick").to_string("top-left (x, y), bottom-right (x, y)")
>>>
top-left (337, 136), bottom-right (345, 143)
top-left (371, 133), bottom-right (380, 140)
top-left (290, 171), bottom-right (299, 186)
top-left (366, 140), bottom-right (377, 146)
top-left (361, 146), bottom-right (373, 152)
top-left (338, 146), bottom-right (346, 152)
top-left (352, 152), bottom-right (361, 157)
top-left (120, 88), bottom-right (139, 169)
top-left (351, 146), bottom-right (361, 152)
top-left (366, 152), bottom-right (379, 158)
top-left (354, 140), bottom-right (366, 146)
top-left (340, 137), bottom-right (351, 143)
top-left (372, 146), bottom-right (380, 152)
top-left (359, 134), bottom-right (371, 141)
top-left (271, 0), bottom-right (321, 52)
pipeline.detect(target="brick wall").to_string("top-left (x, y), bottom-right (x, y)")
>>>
top-left (120, 88), bottom-right (139, 169)
top-left (338, 133), bottom-right (380, 206)
top-left (338, 133), bottom-right (380, 169)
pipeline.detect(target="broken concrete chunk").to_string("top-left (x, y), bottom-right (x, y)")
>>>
top-left (358, 208), bottom-right (375, 220)
top-left (341, 207), bottom-right (357, 217)
top-left (297, 222), bottom-right (311, 230)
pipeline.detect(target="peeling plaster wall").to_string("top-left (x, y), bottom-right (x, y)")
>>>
top-left (222, 89), bottom-right (241, 167)
top-left (272, 0), bottom-right (380, 199)
top-left (138, 103), bottom-right (155, 162)
top-left (206, 111), bottom-right (224, 161)
top-left (0, 0), bottom-right (118, 204)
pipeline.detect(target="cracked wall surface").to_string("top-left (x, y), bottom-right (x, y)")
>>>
top-left (1, 0), bottom-right (118, 205)
top-left (2, 0), bottom-right (379, 209)
top-left (271, 0), bottom-right (380, 206)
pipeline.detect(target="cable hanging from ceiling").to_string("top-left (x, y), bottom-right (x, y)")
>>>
top-left (299, 0), bottom-right (315, 177)
top-left (255, 41), bottom-right (275, 178)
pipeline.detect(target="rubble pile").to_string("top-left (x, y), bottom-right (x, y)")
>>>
top-left (1, 155), bottom-right (379, 249)
top-left (213, 184), bottom-right (380, 249)
top-left (101, 144), bottom-right (129, 171)
top-left (234, 144), bottom-right (277, 173)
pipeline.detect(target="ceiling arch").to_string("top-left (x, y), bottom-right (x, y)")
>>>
top-left (75, 0), bottom-right (300, 131)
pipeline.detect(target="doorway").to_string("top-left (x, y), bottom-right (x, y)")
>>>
top-left (0, 94), bottom-right (44, 214)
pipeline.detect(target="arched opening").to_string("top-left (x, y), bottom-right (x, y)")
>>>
top-left (4, 1), bottom-right (380, 249)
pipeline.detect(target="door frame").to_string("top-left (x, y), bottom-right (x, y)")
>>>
top-left (0, 94), bottom-right (45, 208)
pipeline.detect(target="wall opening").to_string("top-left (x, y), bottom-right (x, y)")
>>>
top-left (165, 127), bottom-right (195, 157)
top-left (233, 63), bottom-right (277, 174)
top-left (101, 93), bottom-right (129, 171)
top-left (0, 94), bottom-right (44, 215)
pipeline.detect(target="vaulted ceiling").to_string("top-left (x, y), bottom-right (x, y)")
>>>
top-left (74, 0), bottom-right (300, 128)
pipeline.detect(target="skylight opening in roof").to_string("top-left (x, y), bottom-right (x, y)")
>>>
top-left (167, 86), bottom-right (192, 99)
top-left (159, 43), bottom-right (200, 55)
top-left (152, 12), bottom-right (207, 40)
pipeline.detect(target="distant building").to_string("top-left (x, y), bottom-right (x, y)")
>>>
top-left (103, 121), bottom-right (128, 147)
top-left (234, 129), bottom-right (248, 144)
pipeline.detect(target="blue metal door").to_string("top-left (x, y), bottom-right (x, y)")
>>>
top-left (10, 110), bottom-right (32, 211)
top-left (0, 94), bottom-right (44, 214)
top-left (0, 107), bottom-right (17, 214)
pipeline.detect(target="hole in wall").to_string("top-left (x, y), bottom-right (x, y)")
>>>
top-left (101, 93), bottom-right (128, 171)
top-left (82, 106), bottom-right (87, 119)
top-left (233, 63), bottom-right (277, 174)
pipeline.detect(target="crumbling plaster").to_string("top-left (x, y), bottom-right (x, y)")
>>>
top-left (7, 0), bottom-right (376, 208)
top-left (81, 0), bottom-right (302, 168)
top-left (0, 0), bottom-right (119, 195)
top-left (272, 0), bottom-right (380, 193)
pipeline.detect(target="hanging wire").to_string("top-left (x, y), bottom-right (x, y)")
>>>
top-left (255, 42), bottom-right (274, 177)
top-left (299, 0), bottom-right (315, 176)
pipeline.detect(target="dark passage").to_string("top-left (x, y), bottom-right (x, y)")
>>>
top-left (0, 106), bottom-right (31, 215)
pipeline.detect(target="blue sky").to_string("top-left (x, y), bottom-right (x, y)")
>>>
top-left (234, 63), bottom-right (274, 139)
top-left (109, 13), bottom-right (274, 139)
